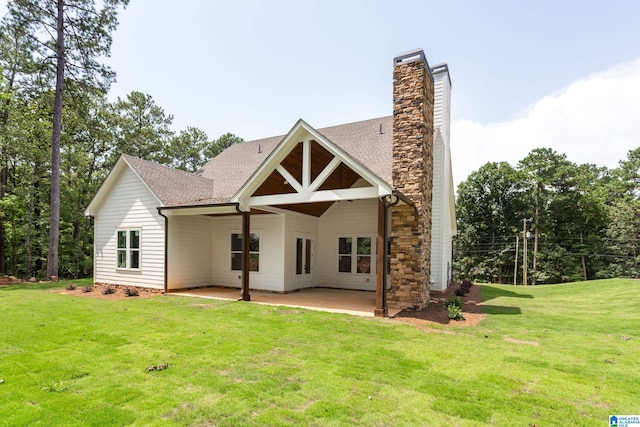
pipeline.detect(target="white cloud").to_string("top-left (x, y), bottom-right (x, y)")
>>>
top-left (451, 59), bottom-right (640, 187)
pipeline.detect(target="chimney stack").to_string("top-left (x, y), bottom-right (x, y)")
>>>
top-left (389, 48), bottom-right (435, 310)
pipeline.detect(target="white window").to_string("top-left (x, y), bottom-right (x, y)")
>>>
top-left (231, 232), bottom-right (260, 272)
top-left (117, 229), bottom-right (140, 269)
top-left (338, 236), bottom-right (374, 274)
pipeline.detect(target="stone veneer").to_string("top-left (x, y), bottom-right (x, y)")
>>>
top-left (388, 50), bottom-right (434, 310)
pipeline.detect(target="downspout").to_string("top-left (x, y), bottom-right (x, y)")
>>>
top-left (381, 193), bottom-right (401, 316)
top-left (235, 204), bottom-right (251, 301)
top-left (157, 208), bottom-right (168, 293)
top-left (86, 215), bottom-right (95, 283)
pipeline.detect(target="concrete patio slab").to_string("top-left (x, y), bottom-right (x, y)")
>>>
top-left (169, 287), bottom-right (402, 317)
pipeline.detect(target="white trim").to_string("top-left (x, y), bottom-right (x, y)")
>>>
top-left (230, 230), bottom-right (261, 273)
top-left (246, 187), bottom-right (382, 208)
top-left (231, 119), bottom-right (393, 209)
top-left (116, 227), bottom-right (142, 270)
top-left (308, 157), bottom-right (342, 192)
top-left (294, 233), bottom-right (315, 287)
top-left (163, 205), bottom-right (238, 216)
top-left (85, 156), bottom-right (163, 216)
top-left (254, 205), bottom-right (316, 220)
top-left (302, 139), bottom-right (310, 188)
top-left (336, 234), bottom-right (376, 275)
top-left (275, 165), bottom-right (303, 193)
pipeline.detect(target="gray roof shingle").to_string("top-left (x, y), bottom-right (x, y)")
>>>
top-left (122, 154), bottom-right (216, 206)
top-left (123, 116), bottom-right (393, 207)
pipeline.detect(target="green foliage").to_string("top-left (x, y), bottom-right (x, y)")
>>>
top-left (446, 296), bottom-right (464, 308)
top-left (455, 146), bottom-right (635, 284)
top-left (599, 199), bottom-right (640, 278)
top-left (0, 5), bottom-right (243, 277)
top-left (107, 91), bottom-right (174, 165)
top-left (446, 303), bottom-right (464, 320)
top-left (446, 296), bottom-right (465, 320)
top-left (166, 127), bottom-right (209, 172)
top-left (203, 132), bottom-right (244, 159)
top-left (455, 162), bottom-right (531, 283)
top-left (613, 147), bottom-right (640, 198)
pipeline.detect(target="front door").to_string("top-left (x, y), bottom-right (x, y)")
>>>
top-left (294, 234), bottom-right (314, 287)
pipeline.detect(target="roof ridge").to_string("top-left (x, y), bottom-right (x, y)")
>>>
top-left (240, 115), bottom-right (392, 145)
top-left (318, 115), bottom-right (392, 131)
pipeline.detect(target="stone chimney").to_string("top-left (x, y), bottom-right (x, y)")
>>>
top-left (388, 49), bottom-right (435, 310)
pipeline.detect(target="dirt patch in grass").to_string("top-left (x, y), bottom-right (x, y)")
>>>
top-left (503, 336), bottom-right (539, 346)
top-left (392, 284), bottom-right (486, 327)
top-left (52, 284), bottom-right (161, 300)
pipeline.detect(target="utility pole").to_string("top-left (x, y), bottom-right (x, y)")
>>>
top-left (523, 218), bottom-right (528, 286)
top-left (513, 234), bottom-right (519, 286)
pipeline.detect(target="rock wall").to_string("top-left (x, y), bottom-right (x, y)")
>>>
top-left (388, 51), bottom-right (434, 310)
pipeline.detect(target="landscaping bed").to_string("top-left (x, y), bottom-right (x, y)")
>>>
top-left (52, 283), bottom-right (162, 300)
top-left (394, 282), bottom-right (485, 327)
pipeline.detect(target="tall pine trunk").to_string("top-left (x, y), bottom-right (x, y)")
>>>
top-left (0, 127), bottom-right (7, 275)
top-left (47, 0), bottom-right (65, 280)
top-left (0, 68), bottom-right (17, 275)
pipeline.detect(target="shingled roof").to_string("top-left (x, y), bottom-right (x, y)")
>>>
top-left (121, 154), bottom-right (216, 206)
top-left (92, 116), bottom-right (394, 210)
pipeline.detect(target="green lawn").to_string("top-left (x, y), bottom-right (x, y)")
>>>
top-left (0, 278), bottom-right (638, 426)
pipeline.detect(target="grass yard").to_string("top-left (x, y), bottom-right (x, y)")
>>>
top-left (0, 278), bottom-right (638, 426)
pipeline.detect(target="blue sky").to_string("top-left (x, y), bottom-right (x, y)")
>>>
top-left (3, 0), bottom-right (640, 185)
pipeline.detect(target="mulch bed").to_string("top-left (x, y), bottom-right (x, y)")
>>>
top-left (0, 276), bottom-right (24, 286)
top-left (53, 284), bottom-right (161, 300)
top-left (1, 277), bottom-right (159, 300)
top-left (392, 284), bottom-right (485, 327)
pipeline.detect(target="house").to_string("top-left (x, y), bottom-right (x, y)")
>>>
top-left (85, 49), bottom-right (456, 316)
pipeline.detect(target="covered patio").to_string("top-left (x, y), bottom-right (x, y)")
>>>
top-left (170, 287), bottom-right (403, 318)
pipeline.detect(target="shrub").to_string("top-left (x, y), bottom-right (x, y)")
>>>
top-left (65, 283), bottom-right (76, 291)
top-left (447, 296), bottom-right (464, 309)
top-left (101, 286), bottom-right (115, 295)
top-left (447, 303), bottom-right (465, 321)
top-left (124, 287), bottom-right (139, 297)
top-left (81, 286), bottom-right (93, 293)
top-left (454, 287), bottom-right (465, 297)
top-left (461, 279), bottom-right (473, 294)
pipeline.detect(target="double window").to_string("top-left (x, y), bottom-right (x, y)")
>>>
top-left (231, 232), bottom-right (260, 272)
top-left (338, 236), bottom-right (373, 274)
top-left (117, 229), bottom-right (140, 269)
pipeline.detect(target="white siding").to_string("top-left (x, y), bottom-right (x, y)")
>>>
top-left (318, 199), bottom-right (378, 290)
top-left (433, 70), bottom-right (451, 143)
top-left (167, 215), bottom-right (214, 290)
top-left (211, 214), bottom-right (285, 291)
top-left (93, 167), bottom-right (165, 289)
top-left (430, 69), bottom-right (454, 291)
top-left (283, 213), bottom-right (319, 291)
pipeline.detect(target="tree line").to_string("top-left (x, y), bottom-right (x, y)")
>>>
top-left (455, 147), bottom-right (640, 284)
top-left (0, 1), bottom-right (242, 279)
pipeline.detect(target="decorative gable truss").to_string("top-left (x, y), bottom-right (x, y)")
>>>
top-left (233, 120), bottom-right (392, 214)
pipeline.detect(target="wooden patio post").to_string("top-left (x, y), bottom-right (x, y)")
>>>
top-left (241, 211), bottom-right (251, 301)
top-left (375, 198), bottom-right (386, 317)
